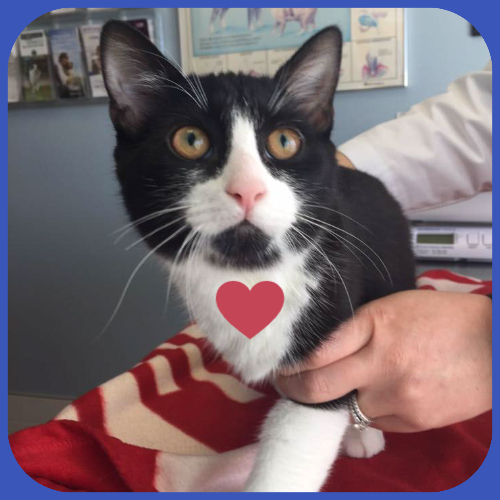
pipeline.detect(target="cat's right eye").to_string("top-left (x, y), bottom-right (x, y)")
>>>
top-left (266, 128), bottom-right (302, 160)
top-left (171, 126), bottom-right (210, 160)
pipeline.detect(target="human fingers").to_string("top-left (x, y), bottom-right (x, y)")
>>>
top-left (279, 305), bottom-right (376, 376)
top-left (370, 415), bottom-right (420, 433)
top-left (277, 347), bottom-right (374, 404)
top-left (335, 151), bottom-right (356, 169)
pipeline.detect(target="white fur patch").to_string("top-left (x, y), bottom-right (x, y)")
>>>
top-left (172, 111), bottom-right (311, 382)
top-left (185, 112), bottom-right (299, 240)
top-left (171, 248), bottom-right (315, 383)
top-left (341, 426), bottom-right (385, 458)
top-left (244, 400), bottom-right (350, 491)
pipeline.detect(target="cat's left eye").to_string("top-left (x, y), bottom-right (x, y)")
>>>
top-left (266, 128), bottom-right (302, 160)
top-left (171, 126), bottom-right (210, 160)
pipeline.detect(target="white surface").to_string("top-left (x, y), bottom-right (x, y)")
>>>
top-left (408, 192), bottom-right (492, 223)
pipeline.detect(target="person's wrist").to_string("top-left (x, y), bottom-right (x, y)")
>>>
top-left (335, 151), bottom-right (356, 169)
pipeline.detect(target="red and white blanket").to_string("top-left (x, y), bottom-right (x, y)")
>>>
top-left (9, 270), bottom-right (492, 492)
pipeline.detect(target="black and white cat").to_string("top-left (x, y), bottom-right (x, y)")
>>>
top-left (100, 21), bottom-right (415, 492)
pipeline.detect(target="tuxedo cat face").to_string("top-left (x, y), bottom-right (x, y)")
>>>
top-left (101, 21), bottom-right (342, 269)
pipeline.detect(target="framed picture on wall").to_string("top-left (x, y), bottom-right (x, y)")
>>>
top-left (178, 8), bottom-right (407, 91)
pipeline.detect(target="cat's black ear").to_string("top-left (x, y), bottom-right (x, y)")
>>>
top-left (100, 20), bottom-right (181, 134)
top-left (274, 27), bottom-right (342, 132)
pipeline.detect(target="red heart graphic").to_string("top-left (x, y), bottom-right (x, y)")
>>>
top-left (216, 281), bottom-right (285, 339)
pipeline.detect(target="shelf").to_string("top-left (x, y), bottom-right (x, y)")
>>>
top-left (9, 8), bottom-right (164, 112)
top-left (29, 8), bottom-right (150, 28)
top-left (8, 96), bottom-right (109, 110)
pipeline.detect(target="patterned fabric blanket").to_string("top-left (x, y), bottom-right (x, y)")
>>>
top-left (9, 270), bottom-right (492, 492)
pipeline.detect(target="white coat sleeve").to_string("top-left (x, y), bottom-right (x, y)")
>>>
top-left (337, 62), bottom-right (492, 213)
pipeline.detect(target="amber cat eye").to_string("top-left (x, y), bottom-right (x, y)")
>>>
top-left (171, 126), bottom-right (210, 159)
top-left (266, 128), bottom-right (302, 160)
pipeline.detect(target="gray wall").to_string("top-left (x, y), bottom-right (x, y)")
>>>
top-left (8, 8), bottom-right (490, 398)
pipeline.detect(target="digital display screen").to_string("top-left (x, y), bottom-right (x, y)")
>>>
top-left (416, 233), bottom-right (455, 245)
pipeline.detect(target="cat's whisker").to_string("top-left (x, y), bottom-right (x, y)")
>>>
top-left (301, 204), bottom-right (373, 234)
top-left (262, 206), bottom-right (374, 275)
top-left (300, 214), bottom-right (384, 279)
top-left (297, 215), bottom-right (385, 281)
top-left (125, 216), bottom-right (186, 251)
top-left (299, 213), bottom-right (393, 284)
top-left (185, 232), bottom-right (206, 323)
top-left (326, 229), bottom-right (384, 280)
top-left (94, 224), bottom-right (188, 343)
top-left (289, 225), bottom-right (355, 321)
top-left (304, 219), bottom-right (369, 272)
top-left (164, 228), bottom-right (199, 314)
top-left (111, 205), bottom-right (190, 239)
top-left (182, 233), bottom-right (196, 322)
top-left (193, 234), bottom-right (209, 314)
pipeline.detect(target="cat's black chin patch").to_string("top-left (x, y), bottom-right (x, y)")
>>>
top-left (210, 221), bottom-right (280, 269)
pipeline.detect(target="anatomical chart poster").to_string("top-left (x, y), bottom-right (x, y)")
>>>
top-left (178, 8), bottom-right (406, 91)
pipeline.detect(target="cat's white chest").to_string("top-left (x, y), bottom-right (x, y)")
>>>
top-left (170, 252), bottom-right (315, 383)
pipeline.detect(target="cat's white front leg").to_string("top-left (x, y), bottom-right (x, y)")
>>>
top-left (243, 399), bottom-right (350, 492)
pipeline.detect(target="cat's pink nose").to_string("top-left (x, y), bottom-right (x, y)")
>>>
top-left (226, 179), bottom-right (267, 214)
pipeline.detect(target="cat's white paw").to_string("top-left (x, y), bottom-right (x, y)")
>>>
top-left (341, 426), bottom-right (385, 458)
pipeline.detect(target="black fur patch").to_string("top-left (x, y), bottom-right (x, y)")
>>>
top-left (101, 21), bottom-right (416, 408)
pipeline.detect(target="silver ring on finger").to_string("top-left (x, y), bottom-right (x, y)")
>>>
top-left (349, 390), bottom-right (372, 431)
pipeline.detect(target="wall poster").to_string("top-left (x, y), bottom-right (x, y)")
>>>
top-left (178, 8), bottom-right (407, 91)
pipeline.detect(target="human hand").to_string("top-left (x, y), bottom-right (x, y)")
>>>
top-left (277, 290), bottom-right (492, 432)
top-left (335, 151), bottom-right (356, 169)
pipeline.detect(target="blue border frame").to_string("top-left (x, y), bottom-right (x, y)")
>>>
top-left (3, 1), bottom-right (496, 497)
